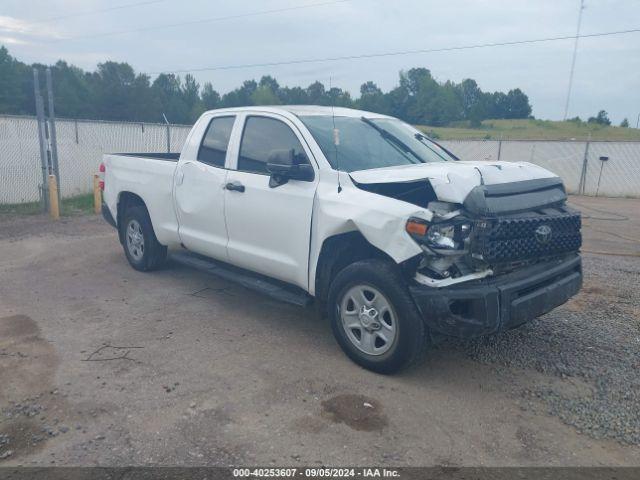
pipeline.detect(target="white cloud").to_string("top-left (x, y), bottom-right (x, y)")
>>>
top-left (0, 15), bottom-right (64, 39)
top-left (0, 35), bottom-right (31, 45)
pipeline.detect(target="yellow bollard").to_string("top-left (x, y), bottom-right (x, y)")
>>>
top-left (48, 175), bottom-right (60, 220)
top-left (93, 174), bottom-right (102, 215)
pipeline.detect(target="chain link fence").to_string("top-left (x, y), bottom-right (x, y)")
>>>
top-left (1, 114), bottom-right (639, 205)
top-left (441, 139), bottom-right (640, 197)
top-left (0, 115), bottom-right (191, 204)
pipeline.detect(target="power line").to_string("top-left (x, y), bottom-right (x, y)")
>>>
top-left (145, 28), bottom-right (640, 75)
top-left (25, 0), bottom-right (167, 25)
top-left (54, 0), bottom-right (350, 42)
top-left (563, 0), bottom-right (585, 120)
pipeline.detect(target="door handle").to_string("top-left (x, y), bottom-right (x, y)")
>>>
top-left (225, 181), bottom-right (245, 193)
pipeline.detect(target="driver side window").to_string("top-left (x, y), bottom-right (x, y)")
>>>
top-left (238, 116), bottom-right (308, 174)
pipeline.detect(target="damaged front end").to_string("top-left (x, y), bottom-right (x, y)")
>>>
top-left (349, 172), bottom-right (583, 338)
top-left (405, 202), bottom-right (494, 287)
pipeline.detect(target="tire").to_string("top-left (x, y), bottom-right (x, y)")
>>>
top-left (327, 259), bottom-right (428, 374)
top-left (121, 205), bottom-right (167, 272)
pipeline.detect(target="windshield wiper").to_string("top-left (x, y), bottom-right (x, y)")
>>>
top-left (414, 132), bottom-right (459, 161)
top-left (360, 117), bottom-right (424, 164)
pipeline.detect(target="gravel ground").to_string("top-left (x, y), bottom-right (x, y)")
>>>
top-left (0, 195), bottom-right (639, 466)
top-left (444, 253), bottom-right (640, 445)
top-left (438, 196), bottom-right (640, 446)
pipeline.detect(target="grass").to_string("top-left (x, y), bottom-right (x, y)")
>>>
top-left (62, 193), bottom-right (95, 215)
top-left (417, 118), bottom-right (640, 141)
top-left (0, 193), bottom-right (96, 216)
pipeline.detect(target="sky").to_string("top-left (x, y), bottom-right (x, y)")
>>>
top-left (1, 0), bottom-right (639, 124)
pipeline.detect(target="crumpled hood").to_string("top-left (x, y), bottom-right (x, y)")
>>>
top-left (349, 161), bottom-right (558, 204)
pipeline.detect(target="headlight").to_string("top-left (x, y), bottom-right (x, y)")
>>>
top-left (406, 217), bottom-right (471, 251)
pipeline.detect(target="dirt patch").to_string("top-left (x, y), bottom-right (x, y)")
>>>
top-left (0, 315), bottom-right (64, 462)
top-left (0, 315), bottom-right (40, 338)
top-left (0, 419), bottom-right (47, 461)
top-left (321, 394), bottom-right (387, 432)
top-left (0, 315), bottom-right (60, 399)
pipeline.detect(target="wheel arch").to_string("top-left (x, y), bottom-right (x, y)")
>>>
top-left (314, 231), bottom-right (401, 309)
top-left (116, 191), bottom-right (147, 244)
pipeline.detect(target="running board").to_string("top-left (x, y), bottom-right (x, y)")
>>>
top-left (170, 251), bottom-right (314, 308)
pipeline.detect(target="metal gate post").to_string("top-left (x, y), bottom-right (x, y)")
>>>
top-left (33, 69), bottom-right (49, 211)
top-left (577, 134), bottom-right (591, 195)
top-left (162, 113), bottom-right (171, 153)
top-left (46, 68), bottom-right (61, 205)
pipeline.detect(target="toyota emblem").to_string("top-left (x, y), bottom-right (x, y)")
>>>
top-left (535, 225), bottom-right (552, 244)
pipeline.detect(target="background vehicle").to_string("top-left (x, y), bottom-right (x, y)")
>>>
top-left (101, 106), bottom-right (582, 373)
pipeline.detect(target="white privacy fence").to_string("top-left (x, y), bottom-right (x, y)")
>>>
top-left (1, 114), bottom-right (639, 204)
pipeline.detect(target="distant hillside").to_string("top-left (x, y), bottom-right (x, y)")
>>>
top-left (418, 119), bottom-right (640, 141)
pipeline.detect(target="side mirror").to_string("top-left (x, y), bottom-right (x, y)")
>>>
top-left (266, 149), bottom-right (314, 188)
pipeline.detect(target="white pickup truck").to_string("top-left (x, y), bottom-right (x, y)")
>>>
top-left (101, 106), bottom-right (582, 373)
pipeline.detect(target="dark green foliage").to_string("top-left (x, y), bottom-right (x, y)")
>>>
top-left (588, 110), bottom-right (611, 126)
top-left (0, 46), bottom-right (533, 125)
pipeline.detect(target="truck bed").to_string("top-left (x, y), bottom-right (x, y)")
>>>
top-left (115, 152), bottom-right (180, 161)
top-left (102, 152), bottom-right (181, 247)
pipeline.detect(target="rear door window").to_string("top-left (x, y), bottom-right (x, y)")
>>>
top-left (238, 116), bottom-right (307, 174)
top-left (197, 116), bottom-right (236, 167)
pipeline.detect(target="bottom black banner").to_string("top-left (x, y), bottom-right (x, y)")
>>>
top-left (1, 467), bottom-right (639, 480)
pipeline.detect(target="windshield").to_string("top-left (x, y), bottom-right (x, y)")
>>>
top-left (300, 115), bottom-right (456, 172)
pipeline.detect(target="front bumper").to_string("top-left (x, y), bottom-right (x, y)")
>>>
top-left (408, 254), bottom-right (582, 338)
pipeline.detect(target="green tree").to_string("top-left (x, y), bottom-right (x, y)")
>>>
top-left (91, 61), bottom-right (139, 120)
top-left (327, 87), bottom-right (352, 107)
top-left (0, 46), bottom-right (29, 114)
top-left (201, 82), bottom-right (220, 110)
top-left (251, 86), bottom-right (281, 105)
top-left (0, 45), bottom-right (537, 127)
top-left (588, 110), bottom-right (611, 126)
top-left (357, 81), bottom-right (389, 114)
top-left (620, 118), bottom-right (629, 128)
top-left (278, 86), bottom-right (307, 104)
top-left (221, 80), bottom-right (257, 107)
top-left (456, 79), bottom-right (485, 127)
top-left (51, 61), bottom-right (93, 118)
top-left (306, 81), bottom-right (327, 105)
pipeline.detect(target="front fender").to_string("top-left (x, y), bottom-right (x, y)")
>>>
top-left (308, 173), bottom-right (432, 295)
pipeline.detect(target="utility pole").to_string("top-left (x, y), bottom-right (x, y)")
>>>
top-left (563, 0), bottom-right (585, 120)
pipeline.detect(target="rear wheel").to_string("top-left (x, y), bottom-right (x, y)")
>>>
top-left (121, 205), bottom-right (167, 271)
top-left (328, 259), bottom-right (428, 374)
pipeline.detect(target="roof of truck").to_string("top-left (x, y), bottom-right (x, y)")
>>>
top-left (203, 105), bottom-right (390, 118)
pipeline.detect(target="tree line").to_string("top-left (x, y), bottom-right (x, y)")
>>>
top-left (1, 45), bottom-right (533, 126)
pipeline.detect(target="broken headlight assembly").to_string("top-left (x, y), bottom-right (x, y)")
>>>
top-left (406, 217), bottom-right (472, 253)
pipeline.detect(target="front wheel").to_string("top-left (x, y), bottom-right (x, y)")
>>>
top-left (121, 205), bottom-right (167, 271)
top-left (327, 259), bottom-right (428, 374)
